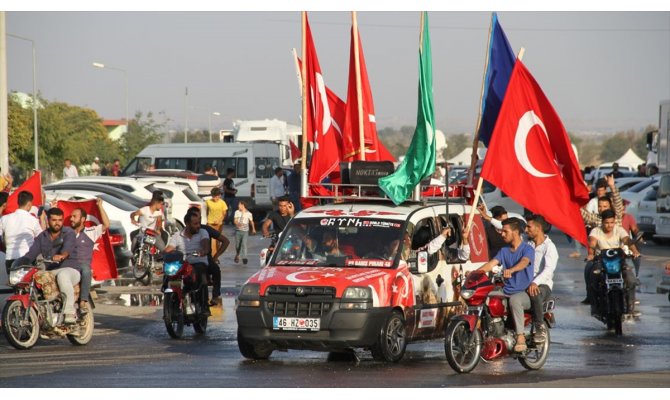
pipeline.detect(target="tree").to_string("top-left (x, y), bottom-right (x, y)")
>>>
top-left (444, 133), bottom-right (470, 160)
top-left (7, 95), bottom-right (33, 176)
top-left (120, 111), bottom-right (166, 163)
top-left (599, 130), bottom-right (647, 164)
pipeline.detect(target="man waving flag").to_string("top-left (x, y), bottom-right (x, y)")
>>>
top-left (379, 12), bottom-right (435, 205)
top-left (480, 60), bottom-right (590, 244)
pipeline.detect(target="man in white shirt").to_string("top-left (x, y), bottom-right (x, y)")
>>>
top-left (63, 159), bottom-right (79, 178)
top-left (0, 191), bottom-right (43, 274)
top-left (524, 214), bottom-right (558, 344)
top-left (269, 167), bottom-right (287, 209)
top-left (164, 212), bottom-right (211, 315)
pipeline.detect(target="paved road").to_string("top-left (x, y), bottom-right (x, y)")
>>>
top-left (1, 226), bottom-right (669, 388)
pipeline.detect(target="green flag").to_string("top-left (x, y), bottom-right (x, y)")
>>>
top-left (379, 12), bottom-right (436, 205)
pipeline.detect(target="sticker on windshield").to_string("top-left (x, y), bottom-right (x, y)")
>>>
top-left (345, 259), bottom-right (393, 268)
top-left (319, 218), bottom-right (401, 228)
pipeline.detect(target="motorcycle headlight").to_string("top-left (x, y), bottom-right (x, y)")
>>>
top-left (9, 268), bottom-right (30, 286)
top-left (163, 261), bottom-right (182, 276)
top-left (460, 289), bottom-right (475, 300)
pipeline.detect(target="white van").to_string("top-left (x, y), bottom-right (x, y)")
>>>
top-left (122, 142), bottom-right (288, 211)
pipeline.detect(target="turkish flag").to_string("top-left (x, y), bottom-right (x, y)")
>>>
top-left (3, 171), bottom-right (42, 215)
top-left (481, 60), bottom-right (590, 245)
top-left (301, 14), bottom-right (345, 184)
top-left (57, 199), bottom-right (118, 280)
top-left (341, 27), bottom-right (395, 163)
top-left (289, 139), bottom-right (302, 163)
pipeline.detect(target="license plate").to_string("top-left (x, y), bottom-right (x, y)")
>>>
top-left (144, 235), bottom-right (156, 244)
top-left (273, 316), bottom-right (320, 331)
top-left (257, 187), bottom-right (267, 194)
top-left (639, 216), bottom-right (652, 224)
top-left (606, 278), bottom-right (624, 285)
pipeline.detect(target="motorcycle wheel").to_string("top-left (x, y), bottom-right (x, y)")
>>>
top-left (132, 250), bottom-right (149, 281)
top-left (67, 310), bottom-right (94, 346)
top-left (163, 292), bottom-right (184, 339)
top-left (237, 329), bottom-right (273, 360)
top-left (608, 290), bottom-right (624, 336)
top-left (444, 319), bottom-right (482, 374)
top-left (519, 322), bottom-right (550, 370)
top-left (370, 310), bottom-right (407, 363)
top-left (2, 300), bottom-right (39, 350)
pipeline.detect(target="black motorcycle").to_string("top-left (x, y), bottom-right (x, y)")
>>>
top-left (590, 247), bottom-right (638, 335)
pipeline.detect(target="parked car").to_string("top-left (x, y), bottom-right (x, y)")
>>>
top-left (636, 184), bottom-right (660, 239)
top-left (620, 176), bottom-right (661, 238)
top-left (615, 177), bottom-right (648, 192)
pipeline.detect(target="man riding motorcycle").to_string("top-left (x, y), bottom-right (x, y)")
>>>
top-left (585, 209), bottom-right (639, 317)
top-left (14, 207), bottom-right (80, 323)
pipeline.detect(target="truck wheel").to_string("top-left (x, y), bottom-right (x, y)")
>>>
top-left (371, 310), bottom-right (406, 363)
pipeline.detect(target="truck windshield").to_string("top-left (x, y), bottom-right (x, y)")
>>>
top-left (272, 217), bottom-right (405, 268)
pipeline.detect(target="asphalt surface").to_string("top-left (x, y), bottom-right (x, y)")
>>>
top-left (1, 225), bottom-right (669, 388)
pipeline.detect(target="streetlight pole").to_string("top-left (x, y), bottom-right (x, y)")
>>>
top-left (8, 33), bottom-right (38, 170)
top-left (92, 62), bottom-right (129, 134)
top-left (208, 111), bottom-right (220, 143)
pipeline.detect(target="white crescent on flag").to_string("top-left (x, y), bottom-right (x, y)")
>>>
top-left (514, 110), bottom-right (556, 178)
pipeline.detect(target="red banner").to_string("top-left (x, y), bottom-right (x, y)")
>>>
top-left (3, 171), bottom-right (42, 215)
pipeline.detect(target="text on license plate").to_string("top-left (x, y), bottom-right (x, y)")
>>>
top-left (606, 278), bottom-right (624, 285)
top-left (273, 317), bottom-right (320, 331)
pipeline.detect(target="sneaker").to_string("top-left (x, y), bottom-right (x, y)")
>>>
top-left (569, 251), bottom-right (581, 258)
top-left (581, 297), bottom-right (591, 305)
top-left (64, 314), bottom-right (76, 324)
top-left (243, 258), bottom-right (248, 265)
top-left (533, 325), bottom-right (547, 344)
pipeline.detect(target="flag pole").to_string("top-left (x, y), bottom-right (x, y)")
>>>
top-left (300, 11), bottom-right (308, 198)
top-left (352, 11), bottom-right (365, 161)
top-left (291, 48), bottom-right (303, 96)
top-left (465, 47), bottom-right (525, 234)
top-left (466, 12), bottom-right (495, 186)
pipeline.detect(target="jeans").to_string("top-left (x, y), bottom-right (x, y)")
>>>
top-left (235, 230), bottom-right (249, 258)
top-left (78, 264), bottom-right (92, 302)
top-left (206, 255), bottom-right (221, 299)
top-left (509, 291), bottom-right (531, 335)
top-left (529, 284), bottom-right (552, 327)
top-left (224, 198), bottom-right (237, 224)
top-left (52, 267), bottom-right (81, 315)
top-left (633, 255), bottom-right (642, 277)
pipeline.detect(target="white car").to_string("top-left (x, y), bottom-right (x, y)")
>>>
top-left (43, 189), bottom-right (137, 248)
top-left (615, 177), bottom-right (648, 192)
top-left (621, 176), bottom-right (661, 237)
top-left (58, 177), bottom-right (206, 226)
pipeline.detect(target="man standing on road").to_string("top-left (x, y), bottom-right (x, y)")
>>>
top-left (63, 159), bottom-right (79, 178)
top-left (269, 167), bottom-right (287, 210)
top-left (18, 208), bottom-right (79, 323)
top-left (70, 198), bottom-right (110, 314)
top-left (477, 218), bottom-right (534, 353)
top-left (223, 168), bottom-right (237, 225)
top-left (524, 214), bottom-right (558, 344)
top-left (0, 191), bottom-right (43, 275)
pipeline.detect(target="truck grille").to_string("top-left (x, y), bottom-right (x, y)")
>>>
top-left (265, 285), bottom-right (336, 317)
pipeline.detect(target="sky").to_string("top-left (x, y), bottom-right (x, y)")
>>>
top-left (4, 7), bottom-right (670, 136)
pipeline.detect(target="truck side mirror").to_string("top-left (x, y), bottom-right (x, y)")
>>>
top-left (417, 251), bottom-right (428, 274)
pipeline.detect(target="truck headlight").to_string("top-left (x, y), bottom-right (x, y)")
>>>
top-left (341, 287), bottom-right (372, 310)
top-left (237, 283), bottom-right (261, 307)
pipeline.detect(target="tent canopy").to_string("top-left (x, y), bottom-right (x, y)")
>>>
top-left (600, 148), bottom-right (644, 170)
top-left (447, 147), bottom-right (486, 166)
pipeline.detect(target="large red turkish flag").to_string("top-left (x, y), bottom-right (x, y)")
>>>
top-left (57, 199), bottom-right (118, 280)
top-left (481, 60), bottom-right (589, 245)
top-left (341, 27), bottom-right (394, 163)
top-left (302, 14), bottom-right (345, 184)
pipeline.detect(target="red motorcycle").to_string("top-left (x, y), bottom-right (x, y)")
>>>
top-left (132, 227), bottom-right (161, 285)
top-left (2, 260), bottom-right (94, 350)
top-left (161, 251), bottom-right (209, 338)
top-left (444, 267), bottom-right (555, 373)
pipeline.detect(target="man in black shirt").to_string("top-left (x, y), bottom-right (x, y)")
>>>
top-left (262, 196), bottom-right (295, 237)
top-left (223, 168), bottom-right (237, 225)
top-left (477, 203), bottom-right (508, 257)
